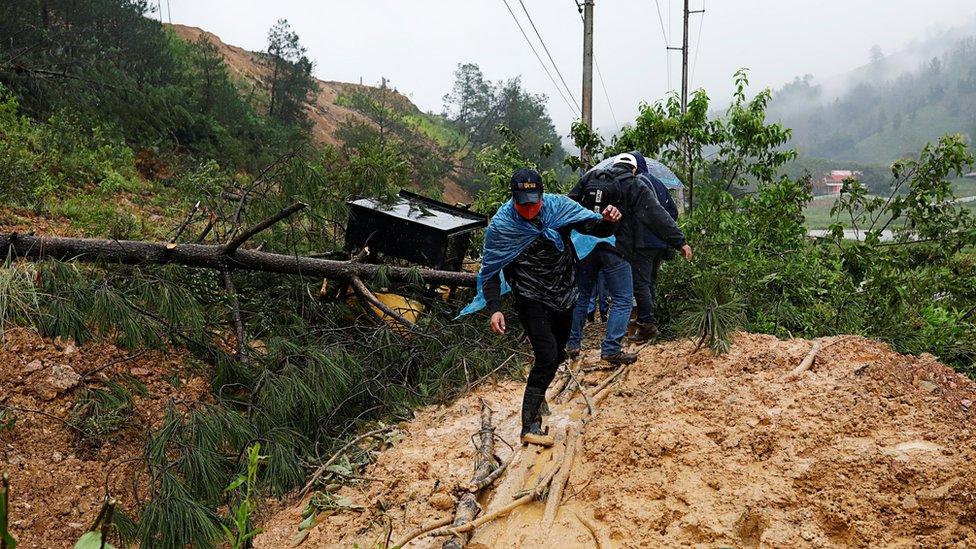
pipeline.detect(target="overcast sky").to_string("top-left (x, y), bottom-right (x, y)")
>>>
top-left (163, 0), bottom-right (975, 135)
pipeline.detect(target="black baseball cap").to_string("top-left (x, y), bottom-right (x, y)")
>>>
top-left (511, 168), bottom-right (543, 205)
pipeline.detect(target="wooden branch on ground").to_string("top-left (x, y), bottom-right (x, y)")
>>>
top-left (0, 233), bottom-right (478, 287)
top-left (565, 364), bottom-right (594, 418)
top-left (350, 275), bottom-right (419, 332)
top-left (300, 426), bottom-right (395, 497)
top-left (443, 399), bottom-right (495, 549)
top-left (224, 201), bottom-right (307, 253)
top-left (541, 426), bottom-right (580, 531)
top-left (390, 517), bottom-right (453, 549)
top-left (784, 340), bottom-right (822, 380)
top-left (465, 453), bottom-right (512, 493)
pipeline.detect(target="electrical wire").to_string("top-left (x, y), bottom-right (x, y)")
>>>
top-left (500, 0), bottom-right (580, 117)
top-left (516, 0), bottom-right (581, 113)
top-left (653, 0), bottom-right (672, 92)
top-left (690, 0), bottom-right (704, 89)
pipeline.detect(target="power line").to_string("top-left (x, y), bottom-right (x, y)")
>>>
top-left (500, 0), bottom-right (580, 117)
top-left (653, 0), bottom-right (672, 92)
top-left (516, 0), bottom-right (581, 113)
top-left (594, 60), bottom-right (619, 131)
top-left (690, 0), bottom-right (704, 89)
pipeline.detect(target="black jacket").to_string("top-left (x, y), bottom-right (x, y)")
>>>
top-left (568, 165), bottom-right (686, 259)
top-left (483, 216), bottom-right (615, 313)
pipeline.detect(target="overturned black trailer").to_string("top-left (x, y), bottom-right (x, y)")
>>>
top-left (345, 190), bottom-right (487, 272)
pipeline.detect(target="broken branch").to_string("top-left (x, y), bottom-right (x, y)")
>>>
top-left (0, 233), bottom-right (478, 287)
top-left (350, 275), bottom-right (419, 332)
top-left (224, 201), bottom-right (307, 253)
top-left (443, 399), bottom-right (495, 549)
top-left (784, 340), bottom-right (822, 379)
top-left (300, 426), bottom-right (395, 497)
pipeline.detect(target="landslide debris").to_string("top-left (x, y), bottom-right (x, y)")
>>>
top-left (256, 333), bottom-right (976, 548)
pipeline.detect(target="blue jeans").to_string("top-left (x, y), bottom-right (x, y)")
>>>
top-left (568, 248), bottom-right (634, 356)
top-left (587, 271), bottom-right (609, 316)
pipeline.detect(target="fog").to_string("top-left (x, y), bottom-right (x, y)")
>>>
top-left (160, 0), bottom-right (976, 134)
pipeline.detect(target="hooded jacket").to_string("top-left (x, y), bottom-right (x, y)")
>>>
top-left (568, 164), bottom-right (686, 260)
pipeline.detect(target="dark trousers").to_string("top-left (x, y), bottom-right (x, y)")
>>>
top-left (515, 296), bottom-right (573, 392)
top-left (632, 248), bottom-right (665, 324)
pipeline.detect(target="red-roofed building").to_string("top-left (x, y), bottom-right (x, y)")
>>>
top-left (813, 170), bottom-right (862, 195)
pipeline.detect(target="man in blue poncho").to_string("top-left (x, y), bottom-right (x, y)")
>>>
top-left (460, 168), bottom-right (620, 445)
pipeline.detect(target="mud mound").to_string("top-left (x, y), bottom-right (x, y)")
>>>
top-left (0, 329), bottom-right (210, 548)
top-left (256, 333), bottom-right (976, 548)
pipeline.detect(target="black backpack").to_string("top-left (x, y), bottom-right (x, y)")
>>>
top-left (578, 169), bottom-right (622, 214)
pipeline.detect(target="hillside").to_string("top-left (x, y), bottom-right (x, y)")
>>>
top-left (768, 19), bottom-right (976, 165)
top-left (167, 24), bottom-right (470, 204)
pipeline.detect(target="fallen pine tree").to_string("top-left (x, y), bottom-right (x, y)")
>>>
top-left (0, 232), bottom-right (478, 288)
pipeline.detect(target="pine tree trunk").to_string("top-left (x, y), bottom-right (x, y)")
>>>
top-left (0, 233), bottom-right (478, 287)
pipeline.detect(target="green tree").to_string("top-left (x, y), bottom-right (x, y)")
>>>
top-left (264, 19), bottom-right (318, 126)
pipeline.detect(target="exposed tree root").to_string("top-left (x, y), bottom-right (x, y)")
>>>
top-left (784, 339), bottom-right (822, 379)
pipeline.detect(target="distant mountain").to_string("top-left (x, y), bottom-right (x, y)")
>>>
top-left (768, 15), bottom-right (976, 165)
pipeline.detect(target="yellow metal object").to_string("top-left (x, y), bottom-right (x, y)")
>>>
top-left (368, 292), bottom-right (424, 330)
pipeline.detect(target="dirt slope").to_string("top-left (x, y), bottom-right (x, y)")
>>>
top-left (256, 333), bottom-right (976, 548)
top-left (0, 329), bottom-right (210, 548)
top-left (167, 24), bottom-right (470, 204)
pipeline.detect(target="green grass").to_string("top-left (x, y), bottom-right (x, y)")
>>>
top-left (404, 113), bottom-right (464, 149)
top-left (951, 177), bottom-right (976, 198)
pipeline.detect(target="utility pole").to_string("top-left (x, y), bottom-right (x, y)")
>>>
top-left (576, 0), bottom-right (594, 168)
top-left (680, 0), bottom-right (690, 113)
top-left (581, 0), bottom-right (594, 136)
top-left (668, 0), bottom-right (704, 209)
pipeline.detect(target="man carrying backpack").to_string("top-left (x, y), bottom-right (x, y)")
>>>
top-left (566, 153), bottom-right (691, 364)
top-left (630, 152), bottom-right (681, 343)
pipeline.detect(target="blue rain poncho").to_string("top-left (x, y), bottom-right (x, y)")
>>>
top-left (458, 194), bottom-right (608, 317)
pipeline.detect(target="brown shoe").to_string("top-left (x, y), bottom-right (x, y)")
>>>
top-left (602, 351), bottom-right (638, 365)
top-left (630, 322), bottom-right (658, 344)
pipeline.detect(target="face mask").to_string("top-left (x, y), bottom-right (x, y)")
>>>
top-left (514, 201), bottom-right (542, 220)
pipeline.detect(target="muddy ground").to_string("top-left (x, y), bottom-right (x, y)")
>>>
top-left (257, 333), bottom-right (976, 549)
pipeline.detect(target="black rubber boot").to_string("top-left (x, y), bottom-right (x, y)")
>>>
top-left (520, 386), bottom-right (553, 446)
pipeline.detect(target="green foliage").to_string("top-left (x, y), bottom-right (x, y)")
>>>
top-left (616, 69), bottom-right (794, 208)
top-left (68, 377), bottom-right (146, 445)
top-left (137, 471), bottom-right (223, 548)
top-left (0, 472), bottom-right (14, 549)
top-left (0, 87), bottom-right (137, 208)
top-left (222, 443), bottom-right (264, 549)
top-left (472, 125), bottom-right (566, 218)
top-left (629, 72), bottom-right (975, 377)
top-left (0, 257), bottom-right (40, 337)
top-left (675, 273), bottom-right (746, 355)
top-left (264, 20), bottom-right (318, 127)
top-left (441, 63), bottom-right (571, 193)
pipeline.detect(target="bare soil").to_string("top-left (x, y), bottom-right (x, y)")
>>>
top-left (0, 329), bottom-right (210, 548)
top-left (256, 333), bottom-right (976, 548)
